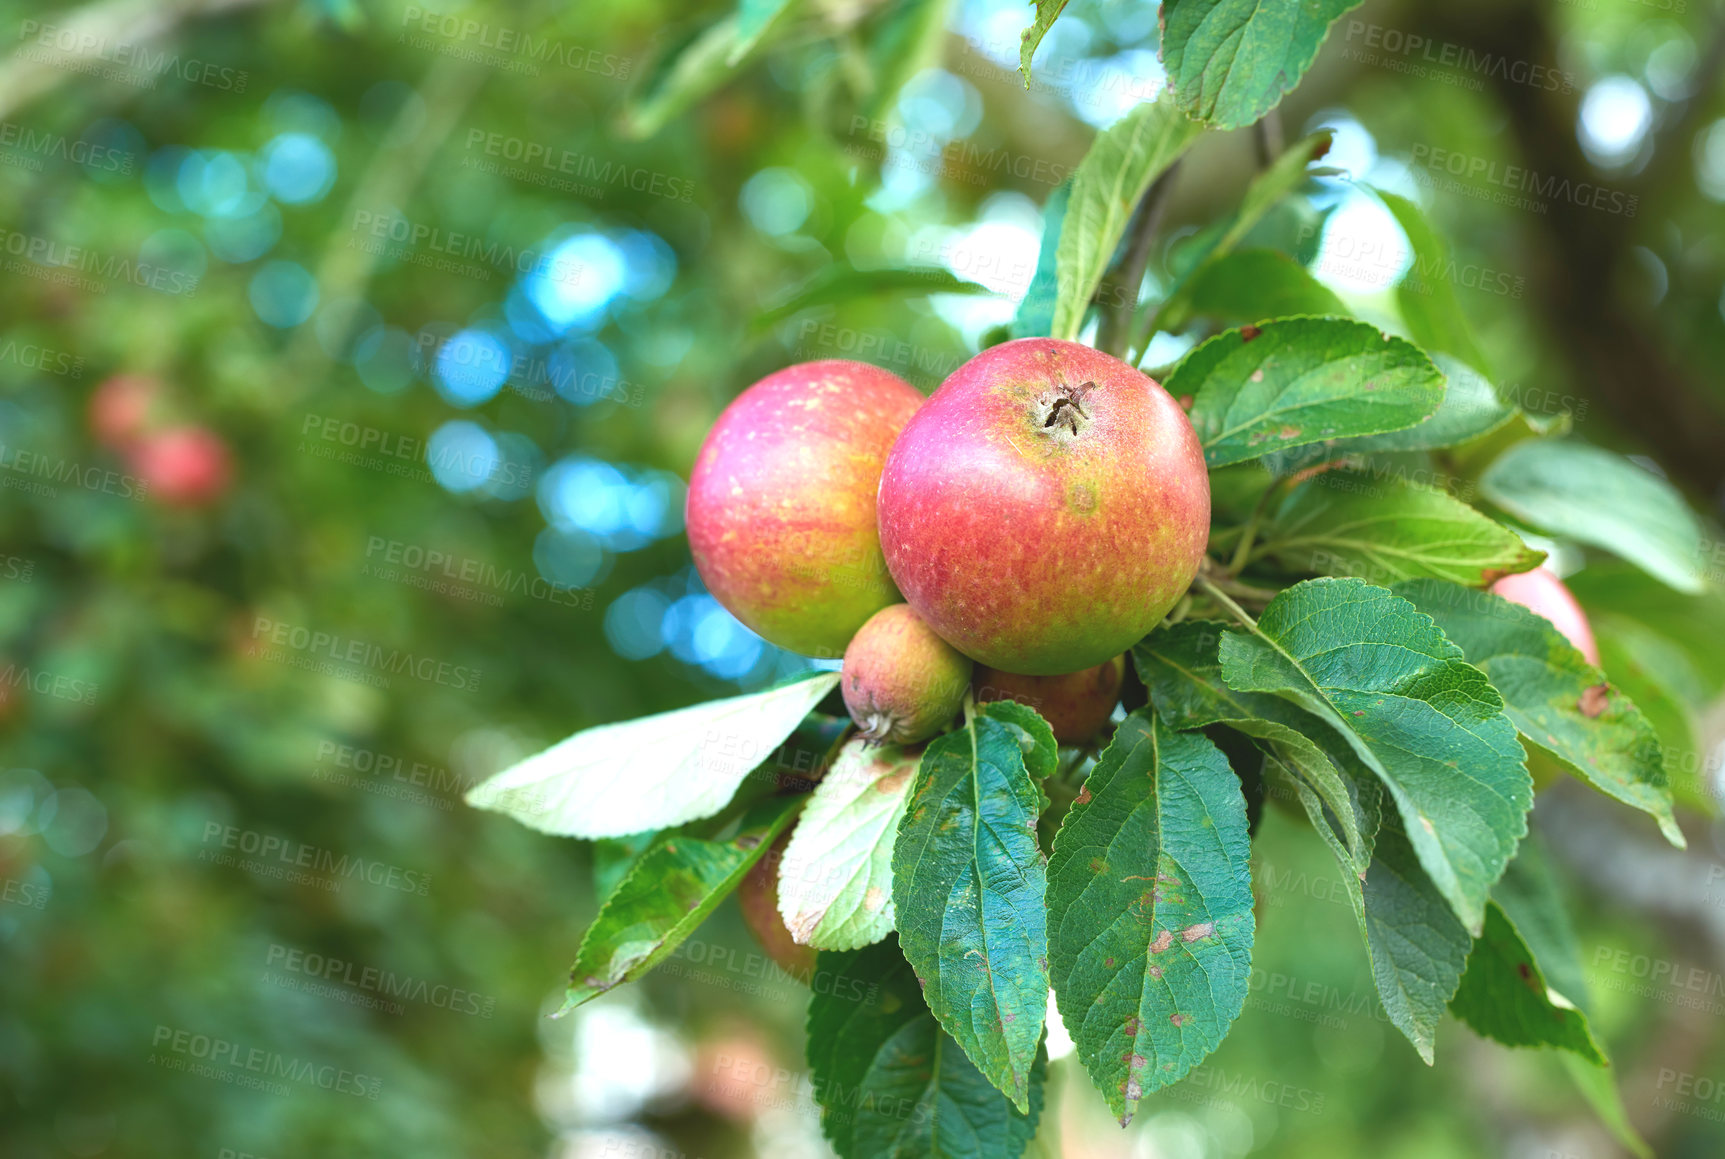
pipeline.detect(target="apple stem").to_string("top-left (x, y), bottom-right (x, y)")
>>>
top-left (1194, 575), bottom-right (1260, 633)
top-left (1225, 475), bottom-right (1296, 576)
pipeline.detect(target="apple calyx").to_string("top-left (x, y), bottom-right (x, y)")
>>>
top-left (1036, 379), bottom-right (1097, 438)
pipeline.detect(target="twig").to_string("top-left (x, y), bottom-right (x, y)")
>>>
top-left (280, 53), bottom-right (490, 396)
top-left (1097, 162), bottom-right (1182, 360)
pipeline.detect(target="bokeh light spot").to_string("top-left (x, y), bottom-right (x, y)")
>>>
top-left (262, 132), bottom-right (336, 204)
top-left (433, 328), bottom-right (511, 407)
top-left (427, 420), bottom-right (499, 493)
top-left (249, 260), bottom-right (319, 327)
top-left (740, 168), bottom-right (813, 236)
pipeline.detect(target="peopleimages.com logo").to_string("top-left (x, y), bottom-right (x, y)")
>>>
top-left (199, 822), bottom-right (432, 896)
top-left (149, 1026), bottom-right (380, 1098)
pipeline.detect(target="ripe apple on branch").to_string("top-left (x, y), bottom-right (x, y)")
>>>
top-left (465, 30), bottom-right (1705, 1153)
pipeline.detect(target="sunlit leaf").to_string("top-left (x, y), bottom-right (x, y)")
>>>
top-left (466, 672), bottom-right (839, 839)
top-left (778, 738), bottom-right (916, 950)
top-left (1053, 98), bottom-right (1201, 341)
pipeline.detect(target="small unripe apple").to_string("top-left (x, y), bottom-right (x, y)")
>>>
top-left (1490, 566), bottom-right (1600, 666)
top-left (841, 604), bottom-right (971, 744)
top-left (88, 375), bottom-right (162, 450)
top-left (687, 361), bottom-right (924, 658)
top-left (973, 655), bottom-right (1125, 744)
top-left (878, 338), bottom-right (1209, 674)
top-left (131, 425), bottom-right (233, 506)
top-left (737, 831), bottom-right (816, 976)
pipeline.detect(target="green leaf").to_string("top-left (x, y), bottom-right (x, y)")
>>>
top-left (857, 1019), bottom-right (1049, 1157)
top-left (808, 938), bottom-right (1046, 1159)
top-left (1047, 710), bottom-right (1254, 1123)
top-left (1490, 834), bottom-right (1590, 1012)
top-left (621, 17), bottom-right (745, 140)
top-left (593, 832), bottom-right (659, 904)
top-left (1333, 356), bottom-right (1515, 454)
top-left (1183, 248), bottom-right (1348, 325)
top-left (1226, 133), bottom-right (1338, 250)
top-left (1449, 902), bottom-right (1606, 1063)
top-left (982, 699), bottom-right (1061, 785)
top-left (1359, 813), bottom-right (1473, 1062)
top-left (1053, 98), bottom-right (1201, 341)
top-left (466, 672), bottom-right (839, 839)
top-left (563, 797), bottom-right (800, 1011)
top-left (1159, 0), bottom-right (1366, 130)
top-left (1151, 133), bottom-right (1335, 336)
top-left (778, 738), bottom-right (917, 951)
top-left (753, 262), bottom-right (995, 332)
top-left (1374, 188), bottom-right (1491, 375)
top-left (1268, 739), bottom-right (1470, 1064)
top-left (1397, 580), bottom-right (1683, 848)
top-left (1018, 1), bottom-right (1071, 83)
top-left (730, 0), bottom-right (798, 64)
top-left (1011, 181), bottom-right (1070, 340)
top-left (1257, 356), bottom-right (1516, 486)
top-left (1562, 1053), bottom-right (1655, 1159)
top-left (1592, 616), bottom-right (1712, 814)
top-left (1170, 318), bottom-right (1446, 468)
top-left (1480, 439), bottom-right (1707, 593)
top-left (1218, 578), bottom-right (1532, 934)
top-left (1495, 839), bottom-right (1647, 1152)
top-left (891, 702), bottom-right (1053, 1111)
top-left (862, 0), bottom-right (958, 123)
top-left (1262, 471), bottom-right (1543, 587)
top-left (1134, 622), bottom-right (1367, 870)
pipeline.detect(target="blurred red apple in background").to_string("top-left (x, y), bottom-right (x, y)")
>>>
top-left (87, 375), bottom-right (162, 450)
top-left (131, 426), bottom-right (233, 507)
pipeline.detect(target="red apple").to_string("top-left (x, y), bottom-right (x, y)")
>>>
top-left (737, 831), bottom-right (816, 976)
top-left (687, 361), bottom-right (923, 658)
top-left (1490, 566), bottom-right (1600, 666)
top-left (88, 375), bottom-right (161, 450)
top-left (877, 338), bottom-right (1209, 674)
top-left (131, 426), bottom-right (233, 506)
top-left (973, 655), bottom-right (1125, 744)
top-left (841, 604), bottom-right (971, 744)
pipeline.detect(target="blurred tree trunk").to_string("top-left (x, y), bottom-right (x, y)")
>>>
top-left (1418, 1), bottom-right (1725, 511)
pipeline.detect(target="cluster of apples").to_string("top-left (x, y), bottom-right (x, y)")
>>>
top-left (88, 375), bottom-right (233, 507)
top-left (685, 338), bottom-right (1211, 745)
